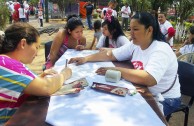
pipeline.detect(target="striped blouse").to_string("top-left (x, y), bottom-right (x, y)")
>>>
top-left (0, 56), bottom-right (36, 124)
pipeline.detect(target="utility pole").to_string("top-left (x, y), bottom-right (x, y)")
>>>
top-left (45, 0), bottom-right (49, 22)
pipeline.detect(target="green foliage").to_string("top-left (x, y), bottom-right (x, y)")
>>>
top-left (184, 22), bottom-right (193, 30)
top-left (0, 1), bottom-right (9, 30)
top-left (30, 0), bottom-right (39, 5)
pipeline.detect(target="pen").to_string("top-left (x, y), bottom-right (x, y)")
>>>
top-left (66, 59), bottom-right (68, 67)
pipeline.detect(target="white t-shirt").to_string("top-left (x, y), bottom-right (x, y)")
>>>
top-left (101, 7), bottom-right (117, 22)
top-left (18, 8), bottom-right (26, 18)
top-left (112, 40), bottom-right (180, 98)
top-left (96, 35), bottom-right (129, 49)
top-left (159, 20), bottom-right (174, 46)
top-left (121, 6), bottom-right (131, 18)
top-left (179, 44), bottom-right (194, 55)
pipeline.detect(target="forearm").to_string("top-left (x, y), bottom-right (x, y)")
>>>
top-left (86, 50), bottom-right (117, 62)
top-left (113, 67), bottom-right (157, 86)
top-left (24, 73), bottom-right (67, 96)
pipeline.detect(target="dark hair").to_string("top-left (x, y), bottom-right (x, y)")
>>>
top-left (132, 12), bottom-right (164, 42)
top-left (190, 26), bottom-right (194, 44)
top-left (0, 22), bottom-right (39, 54)
top-left (102, 16), bottom-right (125, 47)
top-left (190, 26), bottom-right (194, 34)
top-left (65, 14), bottom-right (84, 35)
top-left (93, 20), bottom-right (101, 32)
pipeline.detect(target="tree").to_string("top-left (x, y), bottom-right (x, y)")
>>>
top-left (49, 0), bottom-right (77, 20)
top-left (177, 0), bottom-right (194, 23)
top-left (0, 1), bottom-right (9, 30)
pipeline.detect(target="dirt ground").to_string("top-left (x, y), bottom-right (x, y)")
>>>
top-left (24, 17), bottom-right (194, 126)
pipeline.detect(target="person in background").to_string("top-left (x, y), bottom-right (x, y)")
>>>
top-left (38, 7), bottom-right (43, 28)
top-left (18, 4), bottom-right (26, 22)
top-left (45, 15), bottom-right (86, 69)
top-left (96, 16), bottom-right (129, 51)
top-left (69, 12), bottom-right (181, 117)
top-left (83, 0), bottom-right (94, 30)
top-left (0, 22), bottom-right (72, 124)
top-left (90, 20), bottom-right (102, 49)
top-left (13, 0), bottom-right (20, 23)
top-left (8, 1), bottom-right (14, 24)
top-left (158, 12), bottom-right (175, 47)
top-left (176, 26), bottom-right (194, 57)
top-left (101, 0), bottom-right (118, 22)
top-left (23, 0), bottom-right (29, 22)
top-left (121, 2), bottom-right (131, 31)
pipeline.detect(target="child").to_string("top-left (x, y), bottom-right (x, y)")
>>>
top-left (96, 15), bottom-right (129, 51)
top-left (176, 26), bottom-right (194, 57)
top-left (90, 20), bottom-right (102, 49)
top-left (38, 7), bottom-right (43, 28)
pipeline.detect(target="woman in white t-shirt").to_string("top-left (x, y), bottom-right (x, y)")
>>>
top-left (69, 12), bottom-right (181, 117)
top-left (101, 0), bottom-right (118, 22)
top-left (96, 16), bottom-right (129, 50)
top-left (176, 26), bottom-right (194, 57)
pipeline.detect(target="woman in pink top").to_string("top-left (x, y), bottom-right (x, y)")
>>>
top-left (46, 15), bottom-right (86, 69)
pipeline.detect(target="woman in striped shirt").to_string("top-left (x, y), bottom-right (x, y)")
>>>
top-left (0, 22), bottom-right (72, 124)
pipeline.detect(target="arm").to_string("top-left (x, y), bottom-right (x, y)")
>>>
top-left (96, 67), bottom-right (157, 86)
top-left (24, 67), bottom-right (72, 96)
top-left (166, 27), bottom-right (175, 42)
top-left (69, 50), bottom-right (117, 65)
top-left (83, 2), bottom-right (88, 8)
top-left (75, 36), bottom-right (87, 50)
top-left (49, 29), bottom-right (65, 66)
top-left (90, 36), bottom-right (97, 50)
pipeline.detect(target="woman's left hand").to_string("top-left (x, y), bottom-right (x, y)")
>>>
top-left (76, 45), bottom-right (85, 50)
top-left (96, 67), bottom-right (115, 75)
top-left (40, 68), bottom-right (58, 77)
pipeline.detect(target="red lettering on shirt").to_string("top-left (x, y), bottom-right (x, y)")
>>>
top-left (132, 61), bottom-right (144, 70)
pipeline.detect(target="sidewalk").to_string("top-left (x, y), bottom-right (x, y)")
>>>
top-left (26, 17), bottom-right (193, 126)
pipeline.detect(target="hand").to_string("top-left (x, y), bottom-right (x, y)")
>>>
top-left (76, 45), bottom-right (85, 51)
top-left (61, 67), bottom-right (72, 80)
top-left (96, 67), bottom-right (109, 75)
top-left (40, 68), bottom-right (58, 77)
top-left (68, 57), bottom-right (87, 65)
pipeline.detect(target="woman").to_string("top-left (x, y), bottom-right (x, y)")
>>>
top-left (96, 16), bottom-right (129, 50)
top-left (101, 0), bottom-right (118, 22)
top-left (158, 12), bottom-right (175, 47)
top-left (0, 22), bottom-right (72, 124)
top-left (45, 15), bottom-right (86, 69)
top-left (176, 26), bottom-right (194, 57)
top-left (69, 12), bottom-right (181, 116)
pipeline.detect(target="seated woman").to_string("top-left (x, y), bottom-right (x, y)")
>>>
top-left (176, 26), bottom-right (194, 57)
top-left (96, 15), bottom-right (129, 51)
top-left (69, 12), bottom-right (181, 117)
top-left (45, 15), bottom-right (86, 69)
top-left (0, 22), bottom-right (72, 124)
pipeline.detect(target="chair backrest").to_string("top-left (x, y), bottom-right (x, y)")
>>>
top-left (177, 53), bottom-right (194, 64)
top-left (178, 61), bottom-right (194, 97)
top-left (44, 41), bottom-right (52, 61)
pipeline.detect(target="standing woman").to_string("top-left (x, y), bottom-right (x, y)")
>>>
top-left (101, 0), bottom-right (118, 22)
top-left (45, 15), bottom-right (86, 69)
top-left (69, 12), bottom-right (181, 117)
top-left (158, 12), bottom-right (175, 47)
top-left (0, 22), bottom-right (72, 124)
top-left (96, 15), bottom-right (129, 50)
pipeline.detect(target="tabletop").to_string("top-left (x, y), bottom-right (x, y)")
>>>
top-left (6, 50), bottom-right (168, 126)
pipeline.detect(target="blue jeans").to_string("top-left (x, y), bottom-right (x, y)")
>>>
top-left (86, 15), bottom-right (93, 30)
top-left (160, 97), bottom-right (181, 116)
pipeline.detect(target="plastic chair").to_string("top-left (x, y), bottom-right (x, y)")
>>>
top-left (166, 61), bottom-right (194, 126)
top-left (177, 53), bottom-right (194, 64)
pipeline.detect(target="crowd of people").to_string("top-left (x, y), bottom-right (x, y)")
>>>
top-left (0, 0), bottom-right (194, 125)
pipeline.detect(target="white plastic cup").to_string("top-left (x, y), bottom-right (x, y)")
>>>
top-left (105, 70), bottom-right (121, 83)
